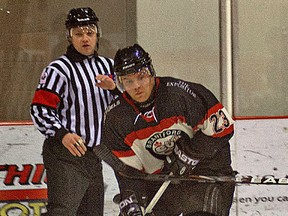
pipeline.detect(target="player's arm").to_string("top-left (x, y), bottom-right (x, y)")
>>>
top-left (94, 143), bottom-right (147, 215)
top-left (163, 83), bottom-right (234, 176)
top-left (187, 83), bottom-right (234, 157)
top-left (101, 105), bottom-right (145, 171)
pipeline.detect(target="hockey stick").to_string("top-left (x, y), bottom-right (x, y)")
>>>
top-left (142, 173), bottom-right (288, 215)
top-left (93, 145), bottom-right (288, 185)
top-left (144, 172), bottom-right (173, 215)
top-left (94, 146), bottom-right (172, 215)
top-left (144, 178), bottom-right (171, 215)
top-left (94, 145), bottom-right (288, 216)
top-left (122, 173), bottom-right (288, 185)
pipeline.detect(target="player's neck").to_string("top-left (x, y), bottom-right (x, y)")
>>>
top-left (135, 85), bottom-right (156, 113)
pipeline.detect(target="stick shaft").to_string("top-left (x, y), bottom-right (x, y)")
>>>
top-left (144, 180), bottom-right (171, 215)
top-left (123, 173), bottom-right (288, 185)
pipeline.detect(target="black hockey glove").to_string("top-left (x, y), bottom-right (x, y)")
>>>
top-left (115, 190), bottom-right (144, 216)
top-left (163, 136), bottom-right (201, 176)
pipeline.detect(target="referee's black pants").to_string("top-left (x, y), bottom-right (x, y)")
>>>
top-left (42, 139), bottom-right (104, 216)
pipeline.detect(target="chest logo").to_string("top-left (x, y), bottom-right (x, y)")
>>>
top-left (146, 129), bottom-right (183, 159)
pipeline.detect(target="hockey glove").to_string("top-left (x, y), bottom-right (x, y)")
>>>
top-left (163, 137), bottom-right (200, 176)
top-left (116, 190), bottom-right (144, 216)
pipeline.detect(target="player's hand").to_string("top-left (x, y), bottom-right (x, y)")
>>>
top-left (95, 74), bottom-right (116, 90)
top-left (114, 190), bottom-right (144, 216)
top-left (162, 136), bottom-right (200, 176)
top-left (62, 133), bottom-right (87, 157)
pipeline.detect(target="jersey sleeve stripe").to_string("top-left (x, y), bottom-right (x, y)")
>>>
top-left (211, 124), bottom-right (234, 138)
top-left (112, 149), bottom-right (135, 158)
top-left (194, 103), bottom-right (224, 127)
top-left (193, 103), bottom-right (234, 138)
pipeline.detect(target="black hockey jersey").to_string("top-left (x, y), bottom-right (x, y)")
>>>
top-left (102, 76), bottom-right (234, 175)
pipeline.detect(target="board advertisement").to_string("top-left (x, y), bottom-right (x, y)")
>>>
top-left (0, 118), bottom-right (287, 215)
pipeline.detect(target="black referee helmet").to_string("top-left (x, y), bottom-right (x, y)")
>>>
top-left (65, 7), bottom-right (101, 39)
top-left (65, 7), bottom-right (99, 29)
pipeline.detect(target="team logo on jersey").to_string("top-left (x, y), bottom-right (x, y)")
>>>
top-left (145, 129), bottom-right (186, 159)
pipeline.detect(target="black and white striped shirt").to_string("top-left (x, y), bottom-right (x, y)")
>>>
top-left (31, 48), bottom-right (115, 148)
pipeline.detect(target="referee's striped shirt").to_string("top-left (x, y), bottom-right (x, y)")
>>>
top-left (31, 54), bottom-right (115, 148)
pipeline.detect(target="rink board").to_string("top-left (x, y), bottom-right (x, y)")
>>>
top-left (0, 118), bottom-right (287, 216)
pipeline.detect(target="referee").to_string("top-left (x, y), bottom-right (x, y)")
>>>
top-left (30, 7), bottom-right (117, 216)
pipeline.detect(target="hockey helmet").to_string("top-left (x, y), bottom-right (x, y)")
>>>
top-left (65, 7), bottom-right (99, 29)
top-left (114, 44), bottom-right (155, 77)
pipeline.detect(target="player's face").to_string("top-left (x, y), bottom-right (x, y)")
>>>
top-left (121, 68), bottom-right (155, 103)
top-left (70, 25), bottom-right (97, 56)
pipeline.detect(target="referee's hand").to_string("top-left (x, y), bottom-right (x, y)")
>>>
top-left (62, 133), bottom-right (87, 157)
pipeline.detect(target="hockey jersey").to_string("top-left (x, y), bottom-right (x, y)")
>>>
top-left (102, 76), bottom-right (234, 176)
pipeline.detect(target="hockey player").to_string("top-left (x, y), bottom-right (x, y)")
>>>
top-left (100, 44), bottom-right (235, 216)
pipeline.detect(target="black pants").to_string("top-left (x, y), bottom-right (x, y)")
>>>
top-left (117, 173), bottom-right (235, 216)
top-left (150, 181), bottom-right (235, 216)
top-left (42, 139), bottom-right (104, 216)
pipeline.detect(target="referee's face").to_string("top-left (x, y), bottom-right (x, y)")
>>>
top-left (70, 25), bottom-right (97, 56)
